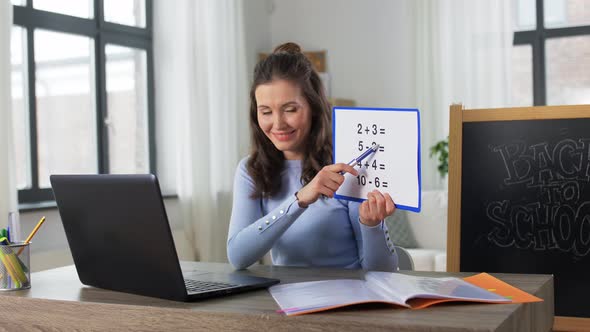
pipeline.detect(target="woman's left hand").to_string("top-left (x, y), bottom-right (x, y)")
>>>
top-left (359, 190), bottom-right (396, 227)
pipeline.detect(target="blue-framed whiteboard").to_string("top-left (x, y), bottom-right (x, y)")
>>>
top-left (332, 107), bottom-right (421, 212)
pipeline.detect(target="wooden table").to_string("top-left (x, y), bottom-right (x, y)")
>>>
top-left (0, 262), bottom-right (553, 331)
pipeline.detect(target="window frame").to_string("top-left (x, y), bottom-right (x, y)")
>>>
top-left (513, 0), bottom-right (590, 106)
top-left (12, 0), bottom-right (156, 204)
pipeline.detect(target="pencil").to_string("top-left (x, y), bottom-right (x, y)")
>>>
top-left (17, 216), bottom-right (46, 255)
top-left (25, 216), bottom-right (46, 244)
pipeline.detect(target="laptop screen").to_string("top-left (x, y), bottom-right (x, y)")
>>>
top-left (51, 174), bottom-right (189, 301)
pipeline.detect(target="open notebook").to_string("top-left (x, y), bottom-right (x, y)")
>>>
top-left (269, 272), bottom-right (542, 316)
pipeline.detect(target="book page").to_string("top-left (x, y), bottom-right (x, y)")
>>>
top-left (365, 272), bottom-right (508, 304)
top-left (269, 279), bottom-right (405, 316)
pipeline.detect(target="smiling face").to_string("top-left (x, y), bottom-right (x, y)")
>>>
top-left (255, 79), bottom-right (312, 160)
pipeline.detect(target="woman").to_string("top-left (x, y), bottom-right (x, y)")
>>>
top-left (227, 42), bottom-right (398, 271)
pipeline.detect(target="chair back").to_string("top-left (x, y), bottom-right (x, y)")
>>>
top-left (395, 246), bottom-right (414, 271)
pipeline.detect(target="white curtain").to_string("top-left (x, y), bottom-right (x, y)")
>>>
top-left (154, 0), bottom-right (249, 262)
top-left (0, 1), bottom-right (17, 225)
top-left (414, 0), bottom-right (513, 190)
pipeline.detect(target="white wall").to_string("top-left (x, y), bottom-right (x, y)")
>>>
top-left (242, 0), bottom-right (272, 94)
top-left (268, 0), bottom-right (415, 108)
top-left (239, 0), bottom-right (272, 159)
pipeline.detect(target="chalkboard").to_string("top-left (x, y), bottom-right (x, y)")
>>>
top-left (447, 104), bottom-right (590, 329)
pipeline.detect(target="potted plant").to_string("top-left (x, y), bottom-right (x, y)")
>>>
top-left (430, 137), bottom-right (449, 180)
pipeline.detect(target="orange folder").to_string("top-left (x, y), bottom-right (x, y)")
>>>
top-left (463, 272), bottom-right (543, 303)
top-left (408, 272), bottom-right (543, 309)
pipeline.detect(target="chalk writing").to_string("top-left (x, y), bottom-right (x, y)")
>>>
top-left (487, 138), bottom-right (590, 257)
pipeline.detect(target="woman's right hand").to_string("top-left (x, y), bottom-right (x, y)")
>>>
top-left (295, 163), bottom-right (359, 208)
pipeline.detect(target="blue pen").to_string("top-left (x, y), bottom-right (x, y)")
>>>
top-left (339, 143), bottom-right (380, 175)
top-left (6, 227), bottom-right (9, 243)
top-left (346, 143), bottom-right (380, 167)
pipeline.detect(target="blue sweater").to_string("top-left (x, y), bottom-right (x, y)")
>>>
top-left (227, 157), bottom-right (398, 271)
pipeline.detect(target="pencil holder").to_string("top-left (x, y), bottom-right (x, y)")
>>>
top-left (0, 242), bottom-right (30, 291)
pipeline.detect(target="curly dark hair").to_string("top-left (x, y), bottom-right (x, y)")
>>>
top-left (247, 42), bottom-right (332, 198)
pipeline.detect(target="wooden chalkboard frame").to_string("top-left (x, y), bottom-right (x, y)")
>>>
top-left (446, 103), bottom-right (590, 331)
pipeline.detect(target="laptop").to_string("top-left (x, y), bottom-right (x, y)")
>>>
top-left (50, 174), bottom-right (279, 302)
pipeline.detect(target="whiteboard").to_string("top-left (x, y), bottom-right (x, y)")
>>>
top-left (333, 107), bottom-right (421, 212)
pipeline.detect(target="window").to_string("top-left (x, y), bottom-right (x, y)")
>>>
top-left (512, 0), bottom-right (590, 106)
top-left (11, 1), bottom-right (154, 204)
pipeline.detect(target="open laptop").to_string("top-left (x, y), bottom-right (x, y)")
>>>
top-left (50, 174), bottom-right (279, 302)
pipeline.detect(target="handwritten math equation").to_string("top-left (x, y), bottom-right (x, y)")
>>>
top-left (354, 122), bottom-right (389, 189)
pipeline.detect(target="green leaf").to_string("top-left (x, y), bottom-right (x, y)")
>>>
top-left (429, 136), bottom-right (449, 178)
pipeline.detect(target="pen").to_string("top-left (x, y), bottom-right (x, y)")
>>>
top-left (346, 143), bottom-right (380, 167)
top-left (8, 212), bottom-right (21, 242)
top-left (17, 216), bottom-right (46, 255)
top-left (337, 143), bottom-right (380, 177)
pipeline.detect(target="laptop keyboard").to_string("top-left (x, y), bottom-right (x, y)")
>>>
top-left (184, 279), bottom-right (238, 293)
